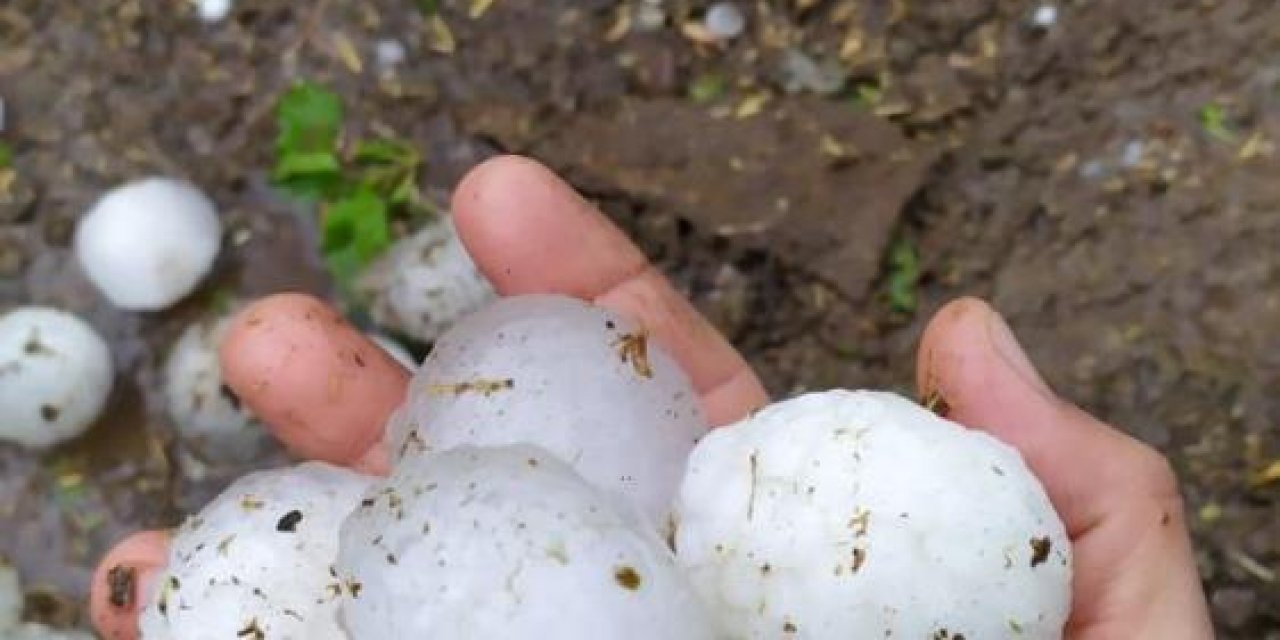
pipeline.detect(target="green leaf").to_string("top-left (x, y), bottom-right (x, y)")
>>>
top-left (276, 82), bottom-right (344, 155)
top-left (417, 0), bottom-right (440, 15)
top-left (1199, 103), bottom-right (1236, 142)
top-left (275, 150), bottom-right (342, 180)
top-left (322, 191), bottom-right (392, 287)
top-left (0, 142), bottom-right (12, 169)
top-left (887, 237), bottom-right (919, 314)
top-left (851, 81), bottom-right (883, 110)
top-left (688, 73), bottom-right (727, 105)
top-left (354, 138), bottom-right (417, 166)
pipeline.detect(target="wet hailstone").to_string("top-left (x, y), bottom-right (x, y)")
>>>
top-left (385, 294), bottom-right (706, 526)
top-left (356, 215), bottom-right (495, 344)
top-left (74, 178), bottom-right (222, 311)
top-left (0, 307), bottom-right (113, 449)
top-left (674, 390), bottom-right (1072, 639)
top-left (337, 445), bottom-right (716, 640)
top-left (139, 463), bottom-right (374, 640)
top-left (164, 316), bottom-right (270, 464)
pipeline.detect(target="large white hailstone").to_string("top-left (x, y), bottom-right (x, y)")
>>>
top-left (139, 462), bottom-right (375, 640)
top-left (385, 295), bottom-right (706, 526)
top-left (675, 390), bottom-right (1072, 639)
top-left (356, 216), bottom-right (495, 344)
top-left (75, 178), bottom-right (222, 311)
top-left (164, 316), bottom-right (269, 463)
top-left (0, 308), bottom-right (113, 449)
top-left (337, 445), bottom-right (716, 640)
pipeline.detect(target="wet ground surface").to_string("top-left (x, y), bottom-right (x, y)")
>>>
top-left (0, 0), bottom-right (1278, 635)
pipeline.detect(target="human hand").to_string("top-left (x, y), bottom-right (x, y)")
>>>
top-left (88, 156), bottom-right (1212, 639)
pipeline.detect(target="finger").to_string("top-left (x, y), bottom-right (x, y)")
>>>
top-left (220, 293), bottom-right (408, 473)
top-left (452, 155), bottom-right (768, 425)
top-left (90, 531), bottom-right (170, 640)
top-left (916, 297), bottom-right (1211, 637)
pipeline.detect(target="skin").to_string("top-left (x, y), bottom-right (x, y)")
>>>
top-left (89, 156), bottom-right (1213, 639)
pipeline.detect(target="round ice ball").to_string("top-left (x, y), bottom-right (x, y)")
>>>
top-left (164, 316), bottom-right (269, 463)
top-left (0, 307), bottom-right (113, 449)
top-left (337, 445), bottom-right (716, 640)
top-left (75, 178), bottom-right (222, 311)
top-left (139, 462), bottom-right (374, 640)
top-left (357, 216), bottom-right (495, 344)
top-left (385, 294), bottom-right (706, 526)
top-left (674, 390), bottom-right (1072, 639)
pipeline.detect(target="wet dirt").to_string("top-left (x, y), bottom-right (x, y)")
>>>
top-left (0, 0), bottom-right (1277, 636)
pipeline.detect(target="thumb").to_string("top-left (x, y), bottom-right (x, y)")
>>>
top-left (916, 298), bottom-right (1211, 637)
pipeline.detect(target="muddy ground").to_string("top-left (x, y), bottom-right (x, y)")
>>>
top-left (0, 0), bottom-right (1278, 636)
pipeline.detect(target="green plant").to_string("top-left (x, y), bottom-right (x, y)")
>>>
top-left (0, 142), bottom-right (13, 169)
top-left (273, 82), bottom-right (426, 291)
top-left (1198, 102), bottom-right (1236, 142)
top-left (886, 237), bottom-right (920, 314)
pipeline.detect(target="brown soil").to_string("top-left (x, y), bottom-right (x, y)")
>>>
top-left (0, 0), bottom-right (1277, 635)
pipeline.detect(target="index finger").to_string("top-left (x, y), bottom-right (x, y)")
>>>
top-left (452, 156), bottom-right (768, 425)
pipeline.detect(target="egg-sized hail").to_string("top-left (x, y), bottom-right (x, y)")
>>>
top-left (674, 390), bottom-right (1072, 639)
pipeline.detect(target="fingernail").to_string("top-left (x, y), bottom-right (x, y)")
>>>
top-left (984, 308), bottom-right (1054, 398)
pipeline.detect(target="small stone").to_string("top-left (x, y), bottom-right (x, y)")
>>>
top-left (704, 2), bottom-right (746, 41)
top-left (375, 39), bottom-right (407, 70)
top-left (1031, 5), bottom-right (1058, 28)
top-left (1211, 587), bottom-right (1255, 629)
top-left (635, 1), bottom-right (666, 32)
top-left (195, 0), bottom-right (233, 23)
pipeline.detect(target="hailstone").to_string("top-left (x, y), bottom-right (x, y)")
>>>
top-left (385, 294), bottom-right (706, 526)
top-left (0, 307), bottom-right (113, 449)
top-left (357, 216), bottom-right (495, 344)
top-left (139, 462), bottom-right (374, 640)
top-left (674, 390), bottom-right (1072, 639)
top-left (164, 316), bottom-right (269, 463)
top-left (337, 445), bottom-right (716, 640)
top-left (75, 178), bottom-right (222, 311)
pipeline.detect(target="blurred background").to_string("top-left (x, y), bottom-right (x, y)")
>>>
top-left (0, 0), bottom-right (1277, 636)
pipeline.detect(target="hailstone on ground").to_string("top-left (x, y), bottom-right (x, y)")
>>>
top-left (337, 445), bottom-right (716, 640)
top-left (164, 316), bottom-right (269, 463)
top-left (0, 307), bottom-right (113, 449)
top-left (385, 294), bottom-right (706, 526)
top-left (139, 462), bottom-right (374, 640)
top-left (357, 216), bottom-right (495, 343)
top-left (1, 558), bottom-right (95, 640)
top-left (674, 390), bottom-right (1072, 639)
top-left (75, 178), bottom-right (222, 311)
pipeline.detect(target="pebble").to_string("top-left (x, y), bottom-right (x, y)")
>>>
top-left (375, 39), bottom-right (407, 70)
top-left (1032, 4), bottom-right (1058, 28)
top-left (635, 0), bottom-right (666, 32)
top-left (1211, 587), bottom-right (1256, 629)
top-left (704, 2), bottom-right (746, 41)
top-left (195, 0), bottom-right (233, 23)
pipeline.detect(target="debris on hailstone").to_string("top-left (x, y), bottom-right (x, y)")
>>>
top-left (674, 390), bottom-right (1072, 639)
top-left (337, 445), bottom-right (716, 640)
top-left (138, 462), bottom-right (374, 640)
top-left (75, 178), bottom-right (222, 311)
top-left (0, 307), bottom-right (113, 449)
top-left (384, 294), bottom-right (706, 526)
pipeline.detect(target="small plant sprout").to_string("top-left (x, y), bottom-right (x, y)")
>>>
top-left (75, 178), bottom-right (222, 311)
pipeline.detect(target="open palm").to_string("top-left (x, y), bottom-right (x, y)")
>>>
top-left (90, 156), bottom-right (1211, 639)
